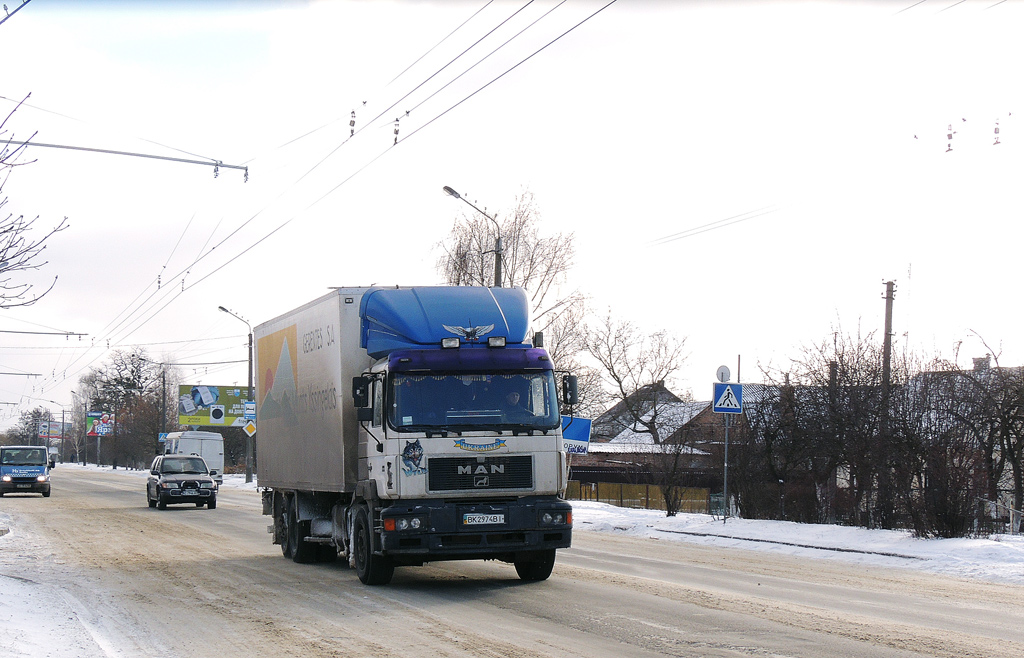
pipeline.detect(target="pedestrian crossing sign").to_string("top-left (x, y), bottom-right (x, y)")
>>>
top-left (713, 383), bottom-right (743, 414)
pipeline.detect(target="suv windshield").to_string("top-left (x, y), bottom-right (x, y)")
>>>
top-left (161, 457), bottom-right (208, 474)
top-left (1, 447), bottom-right (47, 466)
top-left (388, 371), bottom-right (560, 433)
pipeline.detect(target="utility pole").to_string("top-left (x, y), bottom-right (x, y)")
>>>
top-left (877, 280), bottom-right (896, 529)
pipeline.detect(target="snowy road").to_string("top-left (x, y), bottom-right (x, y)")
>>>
top-left (2, 467), bottom-right (1022, 657)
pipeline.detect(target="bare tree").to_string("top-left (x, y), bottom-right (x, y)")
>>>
top-left (938, 340), bottom-right (1024, 524)
top-left (0, 94), bottom-right (68, 308)
top-left (582, 311), bottom-right (692, 515)
top-left (436, 189), bottom-right (582, 345)
top-left (80, 349), bottom-right (166, 468)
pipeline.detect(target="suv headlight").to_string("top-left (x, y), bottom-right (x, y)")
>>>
top-left (200, 482), bottom-right (217, 489)
top-left (160, 481), bottom-right (180, 489)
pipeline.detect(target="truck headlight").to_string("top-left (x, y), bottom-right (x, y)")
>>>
top-left (1, 475), bottom-right (11, 482)
top-left (36, 475), bottom-right (49, 482)
top-left (385, 516), bottom-right (426, 532)
top-left (540, 510), bottom-right (571, 525)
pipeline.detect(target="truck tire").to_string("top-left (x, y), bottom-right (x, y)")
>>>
top-left (42, 489), bottom-right (51, 498)
top-left (514, 549), bottom-right (556, 582)
top-left (354, 507), bottom-right (394, 585)
top-left (290, 498), bottom-right (316, 564)
top-left (281, 496), bottom-right (295, 559)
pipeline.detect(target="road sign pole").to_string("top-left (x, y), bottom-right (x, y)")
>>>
top-left (723, 413), bottom-right (730, 524)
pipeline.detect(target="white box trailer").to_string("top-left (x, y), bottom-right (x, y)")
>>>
top-left (255, 286), bottom-right (577, 585)
top-left (164, 431), bottom-right (224, 484)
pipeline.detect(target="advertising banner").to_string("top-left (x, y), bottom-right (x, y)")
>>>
top-left (86, 412), bottom-right (114, 436)
top-left (37, 421), bottom-right (68, 440)
top-left (561, 416), bottom-right (592, 454)
top-left (178, 385), bottom-right (250, 427)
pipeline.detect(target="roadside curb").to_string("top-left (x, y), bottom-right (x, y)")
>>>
top-left (654, 527), bottom-right (924, 560)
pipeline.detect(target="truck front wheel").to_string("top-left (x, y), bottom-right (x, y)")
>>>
top-left (514, 549), bottom-right (556, 582)
top-left (354, 507), bottom-right (394, 585)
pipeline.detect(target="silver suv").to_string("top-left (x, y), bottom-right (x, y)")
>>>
top-left (147, 455), bottom-right (218, 510)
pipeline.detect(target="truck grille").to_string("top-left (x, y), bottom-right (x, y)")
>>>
top-left (427, 456), bottom-right (533, 492)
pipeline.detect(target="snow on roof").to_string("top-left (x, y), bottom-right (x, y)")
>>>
top-left (608, 399), bottom-right (710, 445)
top-left (587, 441), bottom-right (710, 456)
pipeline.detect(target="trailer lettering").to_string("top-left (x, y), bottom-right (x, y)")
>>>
top-left (302, 328), bottom-right (324, 353)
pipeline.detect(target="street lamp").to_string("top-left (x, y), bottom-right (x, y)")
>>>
top-left (219, 305), bottom-right (254, 483)
top-left (443, 185), bottom-right (503, 287)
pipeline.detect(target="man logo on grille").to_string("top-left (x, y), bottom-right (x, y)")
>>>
top-left (474, 475), bottom-right (489, 487)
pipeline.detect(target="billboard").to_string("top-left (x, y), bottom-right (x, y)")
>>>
top-left (86, 412), bottom-right (114, 436)
top-left (178, 385), bottom-right (251, 427)
top-left (37, 421), bottom-right (69, 440)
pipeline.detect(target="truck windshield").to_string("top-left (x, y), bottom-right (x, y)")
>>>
top-left (1, 448), bottom-right (47, 466)
top-left (388, 371), bottom-right (560, 433)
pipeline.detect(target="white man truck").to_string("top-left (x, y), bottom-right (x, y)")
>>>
top-left (255, 286), bottom-right (576, 585)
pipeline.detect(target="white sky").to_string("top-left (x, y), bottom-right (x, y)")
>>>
top-left (1, 0), bottom-right (1022, 430)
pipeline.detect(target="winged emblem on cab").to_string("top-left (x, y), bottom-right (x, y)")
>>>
top-left (442, 323), bottom-right (495, 341)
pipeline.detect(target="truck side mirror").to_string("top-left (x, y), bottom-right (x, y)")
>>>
top-left (352, 376), bottom-right (370, 407)
top-left (562, 375), bottom-right (579, 406)
top-left (356, 407), bottom-right (374, 422)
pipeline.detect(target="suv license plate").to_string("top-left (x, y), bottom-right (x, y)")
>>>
top-left (463, 513), bottom-right (504, 525)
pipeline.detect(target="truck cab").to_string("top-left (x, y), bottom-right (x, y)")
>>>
top-left (0, 445), bottom-right (52, 497)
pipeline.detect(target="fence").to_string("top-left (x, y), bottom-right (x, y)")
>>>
top-left (566, 481), bottom-right (709, 514)
top-left (980, 499), bottom-right (1022, 535)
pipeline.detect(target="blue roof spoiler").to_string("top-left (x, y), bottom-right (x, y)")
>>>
top-left (360, 287), bottom-right (530, 360)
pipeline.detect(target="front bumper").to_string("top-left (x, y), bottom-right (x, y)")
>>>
top-left (379, 496), bottom-right (572, 562)
top-left (0, 479), bottom-right (50, 495)
top-left (162, 489), bottom-right (215, 504)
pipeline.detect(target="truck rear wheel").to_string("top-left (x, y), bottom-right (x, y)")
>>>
top-left (354, 507), bottom-right (393, 585)
top-left (289, 498), bottom-right (316, 564)
top-left (514, 549), bottom-right (556, 582)
top-left (281, 496), bottom-right (296, 559)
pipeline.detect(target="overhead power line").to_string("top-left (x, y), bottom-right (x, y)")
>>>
top-left (648, 207), bottom-right (780, 246)
top-left (0, 329), bottom-right (87, 336)
top-left (37, 0), bottom-right (615, 392)
top-left (0, 139), bottom-right (248, 180)
top-left (0, 0), bottom-right (32, 28)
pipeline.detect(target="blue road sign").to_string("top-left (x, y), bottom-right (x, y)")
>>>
top-left (713, 383), bottom-right (743, 414)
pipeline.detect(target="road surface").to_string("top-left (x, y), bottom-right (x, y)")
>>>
top-left (1, 466), bottom-right (1022, 657)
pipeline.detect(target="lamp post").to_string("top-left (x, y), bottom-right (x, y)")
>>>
top-left (42, 399), bottom-right (68, 464)
top-left (219, 305), bottom-right (254, 483)
top-left (442, 185), bottom-right (502, 287)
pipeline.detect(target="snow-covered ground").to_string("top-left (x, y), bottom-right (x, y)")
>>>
top-left (2, 463), bottom-right (1023, 656)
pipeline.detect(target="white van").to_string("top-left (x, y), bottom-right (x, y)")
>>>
top-left (164, 431), bottom-right (224, 484)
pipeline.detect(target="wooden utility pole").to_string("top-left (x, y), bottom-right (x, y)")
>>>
top-left (877, 280), bottom-right (896, 528)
